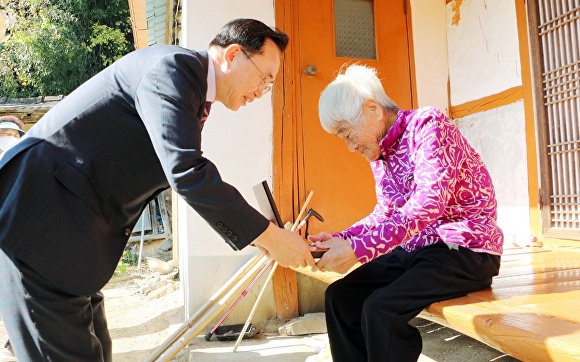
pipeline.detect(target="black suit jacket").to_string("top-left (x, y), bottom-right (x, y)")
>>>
top-left (0, 45), bottom-right (269, 295)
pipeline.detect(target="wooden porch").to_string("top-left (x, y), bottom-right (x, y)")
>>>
top-left (295, 240), bottom-right (580, 361)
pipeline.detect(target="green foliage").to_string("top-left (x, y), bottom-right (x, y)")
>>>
top-left (115, 250), bottom-right (139, 276)
top-left (121, 250), bottom-right (139, 266)
top-left (0, 0), bottom-right (134, 97)
top-left (90, 23), bottom-right (130, 67)
top-left (114, 262), bottom-right (127, 276)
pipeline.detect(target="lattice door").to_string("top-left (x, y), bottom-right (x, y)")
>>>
top-left (529, 0), bottom-right (580, 239)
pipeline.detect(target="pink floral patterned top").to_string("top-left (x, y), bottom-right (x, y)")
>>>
top-left (333, 107), bottom-right (504, 264)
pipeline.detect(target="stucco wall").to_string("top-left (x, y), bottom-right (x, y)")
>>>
top-left (410, 0), bottom-right (449, 114)
top-left (446, 0), bottom-right (531, 245)
top-left (457, 102), bottom-right (531, 244)
top-left (447, 0), bottom-right (521, 105)
top-left (179, 1), bottom-right (277, 323)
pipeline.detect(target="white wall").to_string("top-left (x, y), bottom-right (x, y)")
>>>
top-left (410, 0), bottom-right (449, 114)
top-left (179, 0), bottom-right (277, 323)
top-left (447, 0), bottom-right (521, 105)
top-left (446, 0), bottom-right (531, 246)
top-left (457, 102), bottom-right (531, 244)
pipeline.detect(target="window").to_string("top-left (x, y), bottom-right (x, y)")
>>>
top-left (334, 0), bottom-right (377, 59)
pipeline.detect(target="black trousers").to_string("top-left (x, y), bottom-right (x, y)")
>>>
top-left (0, 246), bottom-right (112, 362)
top-left (325, 243), bottom-right (501, 362)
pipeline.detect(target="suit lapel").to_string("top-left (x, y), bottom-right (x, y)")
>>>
top-left (0, 137), bottom-right (43, 169)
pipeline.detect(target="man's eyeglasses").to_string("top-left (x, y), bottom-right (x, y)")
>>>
top-left (241, 49), bottom-right (273, 95)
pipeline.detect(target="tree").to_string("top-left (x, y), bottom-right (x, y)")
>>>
top-left (0, 0), bottom-right (134, 97)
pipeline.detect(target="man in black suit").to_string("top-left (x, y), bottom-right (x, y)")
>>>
top-left (0, 18), bottom-right (315, 361)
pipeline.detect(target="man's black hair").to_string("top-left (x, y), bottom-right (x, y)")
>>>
top-left (209, 18), bottom-right (289, 54)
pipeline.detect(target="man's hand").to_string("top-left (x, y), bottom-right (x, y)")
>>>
top-left (253, 223), bottom-right (316, 269)
top-left (311, 236), bottom-right (358, 274)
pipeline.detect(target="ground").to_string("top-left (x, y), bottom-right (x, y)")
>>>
top-left (101, 264), bottom-right (188, 361)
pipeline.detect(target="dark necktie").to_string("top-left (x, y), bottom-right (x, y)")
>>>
top-left (200, 101), bottom-right (212, 130)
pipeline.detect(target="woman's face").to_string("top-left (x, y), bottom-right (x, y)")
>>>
top-left (0, 128), bottom-right (20, 138)
top-left (334, 100), bottom-right (387, 162)
top-left (0, 128), bottom-right (21, 153)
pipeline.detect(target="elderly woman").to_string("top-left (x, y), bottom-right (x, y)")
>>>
top-left (309, 64), bottom-right (504, 362)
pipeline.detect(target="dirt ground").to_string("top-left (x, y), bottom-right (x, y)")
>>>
top-left (101, 264), bottom-right (187, 361)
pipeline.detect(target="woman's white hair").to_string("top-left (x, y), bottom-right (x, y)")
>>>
top-left (318, 64), bottom-right (398, 133)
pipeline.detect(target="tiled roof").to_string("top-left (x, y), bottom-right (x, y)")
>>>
top-left (0, 96), bottom-right (63, 124)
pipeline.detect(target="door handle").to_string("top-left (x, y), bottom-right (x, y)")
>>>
top-left (304, 65), bottom-right (318, 77)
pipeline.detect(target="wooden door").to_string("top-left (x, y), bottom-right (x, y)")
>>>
top-left (296, 0), bottom-right (413, 235)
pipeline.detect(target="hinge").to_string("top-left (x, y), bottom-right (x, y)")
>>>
top-left (538, 188), bottom-right (543, 209)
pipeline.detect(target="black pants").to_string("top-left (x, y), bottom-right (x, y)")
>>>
top-left (0, 246), bottom-right (112, 362)
top-left (325, 244), bottom-right (501, 362)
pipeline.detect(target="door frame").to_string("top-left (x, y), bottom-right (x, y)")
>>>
top-left (273, 0), bottom-right (302, 224)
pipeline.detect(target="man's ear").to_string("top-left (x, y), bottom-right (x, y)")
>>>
top-left (223, 44), bottom-right (241, 67)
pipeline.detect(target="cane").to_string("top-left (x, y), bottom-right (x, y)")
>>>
top-left (232, 261), bottom-right (278, 351)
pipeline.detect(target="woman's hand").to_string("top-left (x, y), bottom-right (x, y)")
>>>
top-left (311, 236), bottom-right (358, 274)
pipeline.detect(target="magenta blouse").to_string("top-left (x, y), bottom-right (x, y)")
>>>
top-left (333, 107), bottom-right (504, 264)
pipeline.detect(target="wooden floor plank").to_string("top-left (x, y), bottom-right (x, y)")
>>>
top-left (501, 247), bottom-right (549, 256)
top-left (421, 299), bottom-right (580, 361)
top-left (508, 297), bottom-right (580, 320)
top-left (500, 252), bottom-right (580, 270)
top-left (495, 264), bottom-right (580, 280)
top-left (491, 268), bottom-right (580, 287)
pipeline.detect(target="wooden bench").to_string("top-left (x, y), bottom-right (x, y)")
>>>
top-left (294, 240), bottom-right (580, 361)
